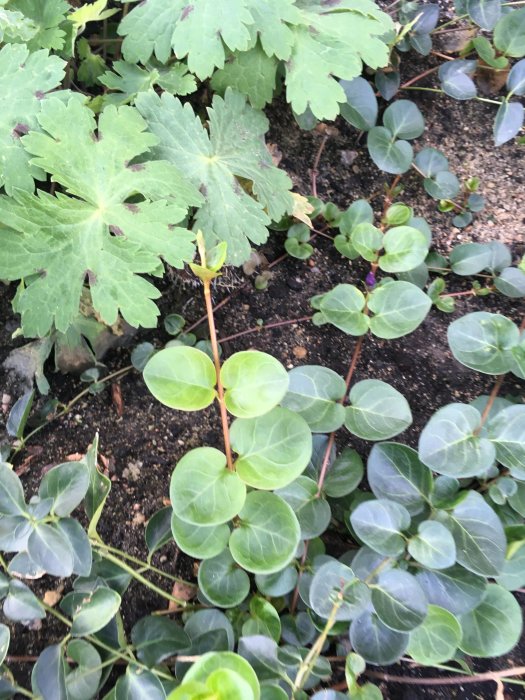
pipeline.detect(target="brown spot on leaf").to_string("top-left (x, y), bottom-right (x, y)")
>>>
top-left (321, 0), bottom-right (341, 6)
top-left (128, 162), bottom-right (146, 171)
top-left (109, 225), bottom-right (124, 236)
top-left (181, 5), bottom-right (194, 20)
top-left (199, 184), bottom-right (208, 197)
top-left (125, 203), bottom-right (140, 214)
top-left (12, 123), bottom-right (29, 138)
top-left (86, 270), bottom-right (97, 285)
top-left (35, 90), bottom-right (45, 100)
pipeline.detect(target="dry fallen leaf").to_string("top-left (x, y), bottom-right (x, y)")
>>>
top-left (291, 192), bottom-right (314, 228)
top-left (293, 346), bottom-right (307, 359)
top-left (111, 382), bottom-right (123, 417)
top-left (168, 580), bottom-right (197, 612)
top-left (43, 587), bottom-right (63, 607)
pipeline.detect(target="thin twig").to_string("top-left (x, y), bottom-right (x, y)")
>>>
top-left (311, 134), bottom-right (329, 198)
top-left (218, 316), bottom-right (313, 344)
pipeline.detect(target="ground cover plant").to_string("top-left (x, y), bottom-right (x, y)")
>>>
top-left (0, 0), bottom-right (524, 698)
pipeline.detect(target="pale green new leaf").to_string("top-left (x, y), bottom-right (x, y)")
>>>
top-left (0, 4), bottom-right (37, 43)
top-left (0, 43), bottom-right (65, 194)
top-left (408, 605), bottom-right (461, 665)
top-left (345, 379), bottom-right (412, 440)
top-left (135, 88), bottom-right (293, 264)
top-left (0, 97), bottom-right (200, 337)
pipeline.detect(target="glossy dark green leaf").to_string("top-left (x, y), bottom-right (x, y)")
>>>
top-left (383, 100), bottom-right (425, 139)
top-left (494, 101), bottom-right (524, 146)
top-left (350, 499), bottom-right (410, 556)
top-left (6, 390), bottom-right (34, 439)
top-left (416, 565), bottom-right (487, 615)
top-left (32, 645), bottom-right (67, 700)
top-left (508, 58), bottom-right (525, 95)
top-left (276, 476), bottom-right (331, 539)
top-left (375, 70), bottom-right (400, 101)
top-left (371, 570), bottom-right (428, 632)
top-left (243, 597), bottom-right (281, 642)
top-left (28, 523), bottom-right (75, 577)
top-left (367, 443), bottom-right (431, 514)
top-left (3, 579), bottom-right (44, 621)
top-left (408, 520), bottom-right (456, 569)
top-left (443, 491), bottom-right (506, 576)
top-left (367, 127), bottom-right (413, 174)
top-left (0, 463), bottom-right (27, 516)
top-left (198, 548), bottom-right (250, 608)
top-left (467, 0), bottom-right (501, 29)
top-left (116, 667), bottom-right (166, 700)
top-left (340, 77), bottom-right (378, 131)
top-left (494, 7), bottom-right (525, 57)
top-left (131, 616), bottom-right (189, 667)
top-left (65, 640), bottom-right (102, 700)
top-left (439, 60), bottom-right (477, 99)
top-left (350, 612), bottom-right (409, 665)
top-left (145, 506), bottom-right (172, 558)
top-left (56, 518), bottom-right (92, 577)
top-left (323, 448), bottom-right (364, 498)
top-left (459, 584), bottom-right (522, 657)
top-left (488, 405), bottom-right (525, 478)
top-left (71, 588), bottom-right (121, 636)
top-left (39, 460), bottom-right (90, 516)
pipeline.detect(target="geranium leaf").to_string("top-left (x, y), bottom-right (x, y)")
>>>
top-left (135, 88), bottom-right (293, 265)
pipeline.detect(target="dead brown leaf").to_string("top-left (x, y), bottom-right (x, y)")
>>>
top-left (111, 382), bottom-right (123, 417)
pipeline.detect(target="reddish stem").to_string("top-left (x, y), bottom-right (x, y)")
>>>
top-left (311, 134), bottom-right (329, 198)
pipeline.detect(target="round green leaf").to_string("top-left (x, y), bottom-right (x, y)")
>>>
top-left (448, 312), bottom-right (519, 374)
top-left (0, 463), bottom-right (27, 516)
top-left (414, 147), bottom-right (448, 177)
top-left (0, 624), bottom-right (9, 666)
top-left (367, 442), bottom-right (432, 514)
top-left (424, 171), bottom-right (461, 200)
top-left (231, 407), bottom-right (312, 490)
top-left (323, 448), bottom-right (363, 498)
top-left (255, 566), bottom-right (298, 597)
top-left (444, 491), bottom-right (506, 577)
top-left (495, 267), bottom-right (525, 298)
top-left (340, 77), bottom-right (378, 131)
top-left (494, 7), bottom-right (525, 57)
top-left (170, 447), bottom-right (246, 525)
top-left (407, 605), bottom-right (461, 665)
top-left (3, 580), bottom-right (44, 622)
top-left (198, 548), bottom-right (250, 608)
top-left (351, 223), bottom-right (383, 262)
top-left (350, 499), bottom-right (410, 557)
top-left (383, 100), bottom-right (425, 139)
top-left (281, 365), bottom-right (346, 432)
top-left (276, 476), bottom-right (331, 539)
top-left (379, 226), bottom-right (428, 273)
top-left (449, 243), bottom-right (492, 275)
top-left (416, 565), bottom-right (487, 615)
top-left (229, 492), bottom-right (300, 574)
top-left (242, 596), bottom-right (281, 641)
top-left (38, 461), bottom-right (90, 517)
top-left (143, 346), bottom-right (216, 410)
top-left (368, 281), bottom-right (432, 339)
top-left (221, 351), bottom-right (288, 418)
top-left (183, 652), bottom-right (260, 700)
top-left (496, 540), bottom-right (525, 590)
top-left (65, 640), bottom-right (102, 700)
top-left (408, 521), bottom-right (457, 570)
top-left (487, 404), bottom-right (525, 478)
top-left (171, 511), bottom-right (230, 559)
top-left (28, 523), bottom-right (74, 577)
top-left (310, 560), bottom-right (370, 621)
top-left (367, 126), bottom-right (413, 174)
top-left (493, 101), bottom-right (524, 147)
top-left (71, 588), bottom-right (121, 636)
top-left (350, 612), bottom-right (409, 665)
top-left (459, 584), bottom-right (523, 657)
top-left (32, 645), bottom-right (67, 700)
top-left (345, 380), bottom-right (412, 441)
top-left (418, 403), bottom-right (496, 477)
top-left (131, 616), bottom-right (190, 667)
top-left (311, 284), bottom-right (369, 336)
top-left (116, 667), bottom-right (166, 700)
top-left (371, 570), bottom-right (428, 632)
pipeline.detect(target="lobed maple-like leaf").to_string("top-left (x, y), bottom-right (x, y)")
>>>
top-left (135, 88), bottom-right (294, 265)
top-left (0, 42), bottom-right (65, 194)
top-left (0, 98), bottom-right (202, 337)
top-left (118, 0), bottom-right (393, 118)
top-left (7, 0), bottom-right (70, 50)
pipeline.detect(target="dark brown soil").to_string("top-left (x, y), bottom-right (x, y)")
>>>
top-left (0, 78), bottom-right (524, 698)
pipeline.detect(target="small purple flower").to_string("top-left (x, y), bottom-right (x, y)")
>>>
top-left (365, 271), bottom-right (376, 288)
